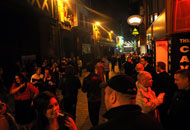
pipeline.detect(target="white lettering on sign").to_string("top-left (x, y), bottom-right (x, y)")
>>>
top-left (180, 39), bottom-right (190, 43)
top-left (29, 0), bottom-right (50, 11)
top-left (180, 46), bottom-right (189, 53)
top-left (179, 39), bottom-right (190, 69)
top-left (31, 0), bottom-right (41, 8)
top-left (180, 65), bottom-right (189, 69)
top-left (180, 56), bottom-right (189, 62)
top-left (42, 0), bottom-right (49, 11)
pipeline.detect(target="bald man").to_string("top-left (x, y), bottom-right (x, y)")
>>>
top-left (136, 71), bottom-right (165, 119)
top-left (91, 74), bottom-right (163, 130)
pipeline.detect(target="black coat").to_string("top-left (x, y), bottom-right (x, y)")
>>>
top-left (167, 90), bottom-right (190, 130)
top-left (82, 73), bottom-right (102, 102)
top-left (59, 74), bottom-right (81, 102)
top-left (153, 71), bottom-right (170, 95)
top-left (90, 105), bottom-right (163, 130)
top-left (144, 63), bottom-right (157, 80)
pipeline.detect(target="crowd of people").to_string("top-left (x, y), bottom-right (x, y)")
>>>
top-left (0, 53), bottom-right (190, 130)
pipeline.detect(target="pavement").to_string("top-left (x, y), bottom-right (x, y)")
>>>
top-left (76, 64), bottom-right (122, 130)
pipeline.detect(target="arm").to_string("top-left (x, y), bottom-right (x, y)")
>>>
top-left (9, 83), bottom-right (25, 94)
top-left (82, 78), bottom-right (88, 93)
top-left (28, 83), bottom-right (39, 98)
top-left (64, 117), bottom-right (77, 130)
top-left (136, 89), bottom-right (165, 113)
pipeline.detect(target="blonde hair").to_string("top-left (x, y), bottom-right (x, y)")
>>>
top-left (137, 71), bottom-right (151, 81)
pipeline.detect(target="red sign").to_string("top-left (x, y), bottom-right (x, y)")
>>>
top-left (173, 0), bottom-right (190, 33)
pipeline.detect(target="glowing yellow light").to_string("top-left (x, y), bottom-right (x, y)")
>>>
top-left (129, 18), bottom-right (141, 24)
top-left (95, 22), bottom-right (100, 26)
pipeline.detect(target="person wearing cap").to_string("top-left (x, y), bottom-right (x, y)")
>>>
top-left (90, 74), bottom-right (164, 130)
top-left (136, 71), bottom-right (165, 120)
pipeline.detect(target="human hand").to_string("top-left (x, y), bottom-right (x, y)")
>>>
top-left (157, 92), bottom-right (165, 104)
top-left (64, 117), bottom-right (77, 130)
top-left (33, 81), bottom-right (38, 84)
top-left (158, 92), bottom-right (165, 99)
top-left (20, 83), bottom-right (25, 88)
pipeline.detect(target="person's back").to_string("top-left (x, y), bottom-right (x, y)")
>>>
top-left (82, 73), bottom-right (102, 102)
top-left (123, 57), bottom-right (135, 76)
top-left (82, 62), bottom-right (102, 126)
top-left (90, 105), bottom-right (163, 130)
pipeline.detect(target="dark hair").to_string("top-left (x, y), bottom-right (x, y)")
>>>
top-left (86, 62), bottom-right (95, 73)
top-left (157, 62), bottom-right (166, 70)
top-left (65, 65), bottom-right (75, 75)
top-left (175, 69), bottom-right (190, 81)
top-left (141, 56), bottom-right (149, 62)
top-left (33, 91), bottom-right (57, 129)
top-left (15, 73), bottom-right (27, 93)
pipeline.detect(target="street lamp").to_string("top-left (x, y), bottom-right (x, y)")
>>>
top-left (127, 15), bottom-right (142, 26)
top-left (95, 22), bottom-right (100, 26)
top-left (127, 15), bottom-right (142, 53)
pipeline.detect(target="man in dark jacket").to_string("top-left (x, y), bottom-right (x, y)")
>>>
top-left (59, 65), bottom-right (81, 121)
top-left (82, 62), bottom-right (102, 126)
top-left (90, 74), bottom-right (163, 130)
top-left (166, 69), bottom-right (190, 130)
top-left (140, 56), bottom-right (157, 81)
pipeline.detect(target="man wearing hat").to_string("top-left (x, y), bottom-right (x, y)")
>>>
top-left (90, 74), bottom-right (163, 130)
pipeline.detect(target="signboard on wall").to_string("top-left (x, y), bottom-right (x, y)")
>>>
top-left (172, 0), bottom-right (190, 33)
top-left (171, 35), bottom-right (190, 75)
top-left (156, 41), bottom-right (168, 72)
top-left (82, 44), bottom-right (91, 54)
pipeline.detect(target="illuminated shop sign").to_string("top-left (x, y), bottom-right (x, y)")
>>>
top-left (179, 38), bottom-right (190, 69)
top-left (172, 0), bottom-right (190, 33)
top-left (127, 15), bottom-right (142, 26)
top-left (28, 0), bottom-right (77, 30)
top-left (171, 37), bottom-right (190, 75)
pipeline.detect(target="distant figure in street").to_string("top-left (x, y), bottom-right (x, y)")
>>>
top-left (123, 57), bottom-right (135, 76)
top-left (59, 65), bottom-right (81, 121)
top-left (43, 67), bottom-right (56, 94)
top-left (132, 63), bottom-right (144, 81)
top-left (30, 67), bottom-right (44, 92)
top-left (102, 57), bottom-right (110, 82)
top-left (82, 62), bottom-right (102, 126)
top-left (77, 56), bottom-right (83, 77)
top-left (116, 55), bottom-right (122, 71)
top-left (96, 59), bottom-right (105, 82)
top-left (140, 56), bottom-right (157, 82)
top-left (110, 55), bottom-right (117, 72)
top-left (90, 74), bottom-right (164, 130)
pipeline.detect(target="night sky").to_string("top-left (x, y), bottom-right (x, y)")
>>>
top-left (89, 0), bottom-right (140, 39)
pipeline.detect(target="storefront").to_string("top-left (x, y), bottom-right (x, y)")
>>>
top-left (146, 0), bottom-right (190, 76)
